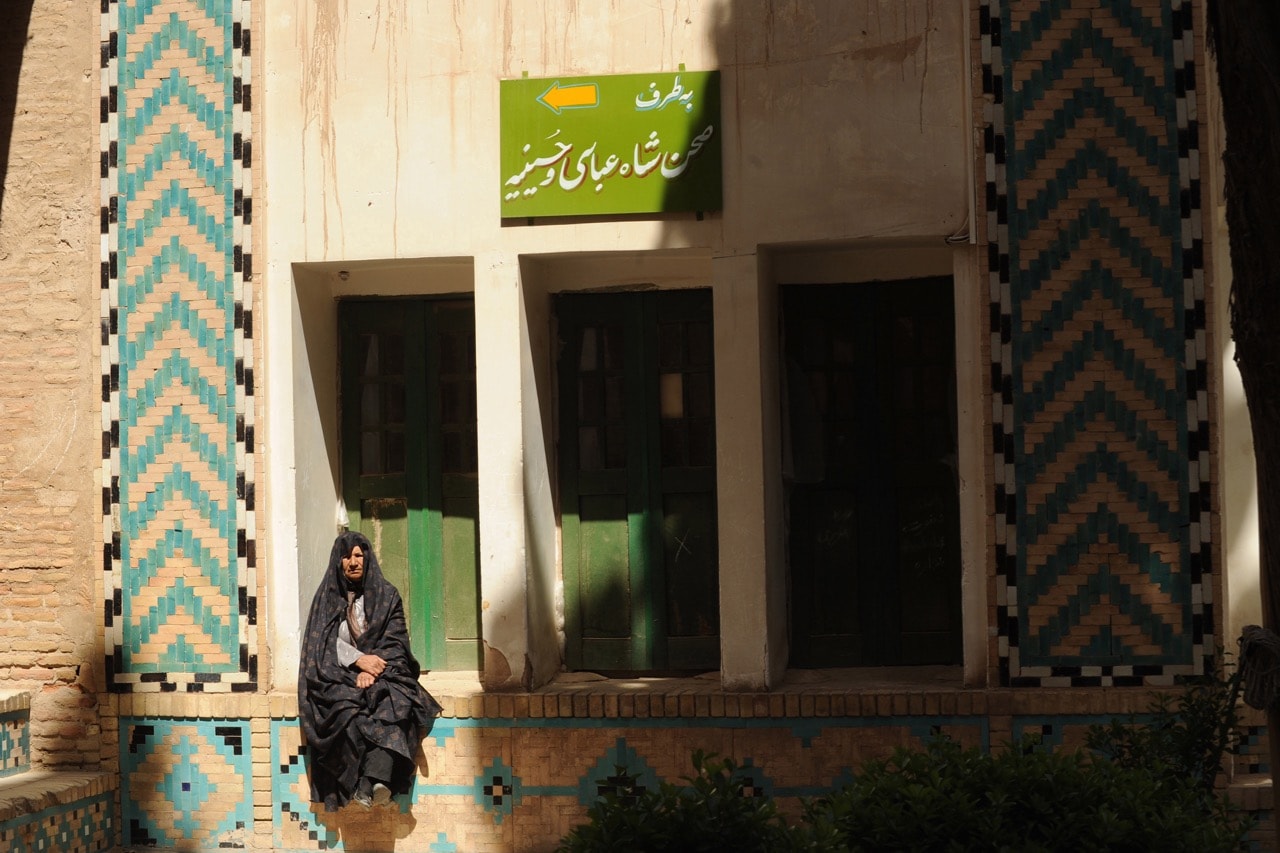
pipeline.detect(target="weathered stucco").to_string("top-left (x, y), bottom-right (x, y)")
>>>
top-left (265, 0), bottom-right (971, 690)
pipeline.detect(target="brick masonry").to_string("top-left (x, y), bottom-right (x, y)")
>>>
top-left (0, 0), bottom-right (104, 771)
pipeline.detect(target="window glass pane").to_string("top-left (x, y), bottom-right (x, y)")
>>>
top-left (831, 335), bottom-right (855, 366)
top-left (443, 431), bottom-right (463, 473)
top-left (441, 380), bottom-right (463, 425)
top-left (579, 375), bottom-right (603, 422)
top-left (383, 333), bottom-right (404, 374)
top-left (659, 373), bottom-right (684, 419)
top-left (579, 426), bottom-right (601, 471)
top-left (385, 382), bottom-right (406, 425)
top-left (361, 334), bottom-right (380, 376)
top-left (361, 431), bottom-right (382, 475)
top-left (661, 421), bottom-right (686, 468)
top-left (686, 371), bottom-right (712, 418)
top-left (579, 328), bottom-right (598, 371)
top-left (799, 322), bottom-right (826, 366)
top-left (658, 322), bottom-right (683, 369)
top-left (605, 423), bottom-right (626, 469)
top-left (687, 321), bottom-right (712, 367)
top-left (604, 375), bottom-right (624, 421)
top-left (385, 430), bottom-right (406, 473)
top-left (602, 325), bottom-right (624, 370)
top-left (688, 420), bottom-right (715, 468)
top-left (439, 330), bottom-right (462, 373)
top-left (361, 382), bottom-right (381, 427)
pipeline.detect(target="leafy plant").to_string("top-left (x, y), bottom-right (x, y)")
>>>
top-left (558, 672), bottom-right (1253, 852)
top-left (806, 734), bottom-right (1249, 852)
top-left (1086, 662), bottom-right (1245, 798)
top-left (555, 750), bottom-right (816, 853)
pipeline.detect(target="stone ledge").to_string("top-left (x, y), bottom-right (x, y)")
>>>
top-left (99, 670), bottom-right (1218, 723)
top-left (0, 770), bottom-right (114, 823)
top-left (0, 691), bottom-right (30, 715)
top-left (1229, 773), bottom-right (1274, 812)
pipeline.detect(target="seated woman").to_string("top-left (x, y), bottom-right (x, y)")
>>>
top-left (298, 531), bottom-right (442, 810)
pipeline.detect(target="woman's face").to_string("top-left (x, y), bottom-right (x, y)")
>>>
top-left (341, 544), bottom-right (365, 583)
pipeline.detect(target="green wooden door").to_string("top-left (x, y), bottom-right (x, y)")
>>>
top-left (558, 290), bottom-right (719, 673)
top-left (783, 279), bottom-right (961, 667)
top-left (340, 298), bottom-right (482, 671)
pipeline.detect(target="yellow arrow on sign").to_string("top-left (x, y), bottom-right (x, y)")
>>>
top-left (537, 81), bottom-right (599, 114)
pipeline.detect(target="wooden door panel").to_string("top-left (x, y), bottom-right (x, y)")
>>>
top-left (785, 280), bottom-right (960, 668)
top-left (341, 298), bottom-right (481, 671)
top-left (661, 491), bottom-right (718, 639)
top-left (577, 494), bottom-right (633, 639)
top-left (559, 290), bottom-right (718, 672)
top-left (359, 497), bottom-right (411, 615)
top-left (441, 494), bottom-right (481, 669)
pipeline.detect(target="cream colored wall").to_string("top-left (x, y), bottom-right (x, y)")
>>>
top-left (1203, 40), bottom-right (1261, 649)
top-left (263, 0), bottom-right (966, 263)
top-left (263, 1), bottom-right (972, 688)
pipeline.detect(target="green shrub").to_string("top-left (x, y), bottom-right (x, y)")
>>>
top-left (555, 750), bottom-right (814, 853)
top-left (805, 735), bottom-right (1250, 852)
top-left (558, 673), bottom-right (1252, 852)
top-left (1086, 664), bottom-right (1244, 798)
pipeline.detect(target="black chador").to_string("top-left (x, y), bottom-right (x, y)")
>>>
top-left (298, 531), bottom-right (442, 811)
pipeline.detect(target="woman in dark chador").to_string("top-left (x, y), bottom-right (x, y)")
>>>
top-left (299, 530), bottom-right (442, 810)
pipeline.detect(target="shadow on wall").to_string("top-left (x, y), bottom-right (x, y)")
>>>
top-left (0, 0), bottom-right (35, 222)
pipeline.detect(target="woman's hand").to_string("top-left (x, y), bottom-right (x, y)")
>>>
top-left (355, 654), bottom-right (387, 676)
top-left (356, 671), bottom-right (375, 689)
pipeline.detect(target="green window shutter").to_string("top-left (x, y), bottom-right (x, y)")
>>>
top-left (558, 290), bottom-right (719, 673)
top-left (340, 298), bottom-right (482, 671)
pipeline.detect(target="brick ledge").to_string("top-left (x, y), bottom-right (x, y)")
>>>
top-left (1229, 773), bottom-right (1274, 812)
top-left (0, 770), bottom-right (114, 822)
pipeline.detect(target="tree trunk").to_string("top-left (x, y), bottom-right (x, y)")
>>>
top-left (1208, 0), bottom-right (1280, 845)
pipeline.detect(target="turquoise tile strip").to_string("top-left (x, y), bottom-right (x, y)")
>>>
top-left (985, 0), bottom-right (1209, 685)
top-left (101, 0), bottom-right (256, 689)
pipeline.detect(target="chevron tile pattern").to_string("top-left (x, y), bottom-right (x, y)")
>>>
top-left (100, 0), bottom-right (256, 691)
top-left (982, 0), bottom-right (1210, 685)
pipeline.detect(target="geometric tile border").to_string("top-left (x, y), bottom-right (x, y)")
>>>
top-left (267, 711), bottom-right (1257, 851)
top-left (120, 718), bottom-right (253, 848)
top-left (270, 715), bottom-right (992, 852)
top-left (99, 0), bottom-right (256, 692)
top-left (982, 0), bottom-right (1212, 686)
top-left (0, 710), bottom-right (30, 778)
top-left (0, 793), bottom-right (115, 853)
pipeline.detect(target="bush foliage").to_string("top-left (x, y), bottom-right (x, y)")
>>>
top-left (557, 673), bottom-right (1252, 852)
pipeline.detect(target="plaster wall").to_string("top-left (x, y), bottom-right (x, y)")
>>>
top-left (263, 0), bottom-right (971, 687)
top-left (1203, 33), bottom-right (1262, 648)
top-left (261, 0), bottom-right (968, 264)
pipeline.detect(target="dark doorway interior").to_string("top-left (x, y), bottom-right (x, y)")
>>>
top-left (783, 278), bottom-right (962, 667)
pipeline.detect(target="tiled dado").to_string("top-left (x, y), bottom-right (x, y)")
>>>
top-left (0, 783), bottom-right (115, 853)
top-left (0, 692), bottom-right (30, 778)
top-left (101, 687), bottom-right (1264, 852)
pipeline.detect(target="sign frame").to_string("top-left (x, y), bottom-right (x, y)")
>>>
top-left (500, 70), bottom-right (722, 219)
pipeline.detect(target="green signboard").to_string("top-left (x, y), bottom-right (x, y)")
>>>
top-left (500, 71), bottom-right (721, 219)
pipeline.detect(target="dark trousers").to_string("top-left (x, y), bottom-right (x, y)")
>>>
top-left (362, 745), bottom-right (394, 783)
